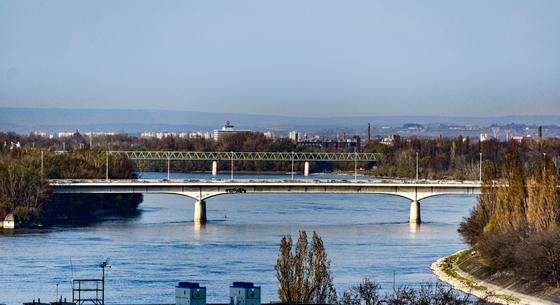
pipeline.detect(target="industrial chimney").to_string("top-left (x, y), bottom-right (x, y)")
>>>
top-left (367, 123), bottom-right (371, 144)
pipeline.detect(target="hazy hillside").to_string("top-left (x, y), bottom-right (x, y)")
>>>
top-left (1, 107), bottom-right (559, 133)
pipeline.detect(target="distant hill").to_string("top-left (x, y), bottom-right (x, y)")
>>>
top-left (1, 107), bottom-right (559, 134)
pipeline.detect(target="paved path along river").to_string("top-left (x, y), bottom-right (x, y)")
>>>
top-left (0, 173), bottom-right (476, 305)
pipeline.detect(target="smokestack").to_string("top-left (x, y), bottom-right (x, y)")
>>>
top-left (538, 126), bottom-right (543, 140)
top-left (367, 123), bottom-right (371, 143)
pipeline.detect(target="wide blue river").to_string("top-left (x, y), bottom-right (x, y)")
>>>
top-left (0, 173), bottom-right (475, 305)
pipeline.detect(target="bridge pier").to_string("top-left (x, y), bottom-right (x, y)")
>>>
top-left (304, 161), bottom-right (310, 176)
top-left (212, 161), bottom-right (218, 176)
top-left (194, 200), bottom-right (207, 223)
top-left (409, 200), bottom-right (421, 224)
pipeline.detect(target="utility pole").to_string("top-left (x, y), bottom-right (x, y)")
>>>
top-left (167, 157), bottom-right (170, 180)
top-left (544, 153), bottom-right (547, 176)
top-left (479, 152), bottom-right (482, 182)
top-left (41, 151), bottom-right (44, 175)
top-left (100, 259), bottom-right (110, 305)
top-left (90, 132), bottom-right (93, 148)
top-left (291, 151), bottom-right (294, 180)
top-left (416, 151), bottom-right (419, 181)
top-left (354, 149), bottom-right (357, 180)
top-left (106, 152), bottom-right (109, 181)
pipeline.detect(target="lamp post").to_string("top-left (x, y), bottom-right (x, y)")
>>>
top-left (99, 259), bottom-right (110, 305)
top-left (105, 151), bottom-right (109, 181)
top-left (230, 152), bottom-right (234, 180)
top-left (415, 151), bottom-right (419, 181)
top-left (544, 153), bottom-right (547, 176)
top-left (291, 152), bottom-right (294, 180)
top-left (167, 157), bottom-right (170, 180)
top-left (479, 152), bottom-right (482, 182)
top-left (354, 149), bottom-right (357, 180)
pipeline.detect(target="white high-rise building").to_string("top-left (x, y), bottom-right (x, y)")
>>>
top-left (213, 121), bottom-right (251, 141)
top-left (288, 131), bottom-right (300, 142)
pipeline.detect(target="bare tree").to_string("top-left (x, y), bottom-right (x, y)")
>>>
top-left (340, 278), bottom-right (382, 305)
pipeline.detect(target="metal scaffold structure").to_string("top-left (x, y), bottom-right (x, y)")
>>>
top-left (107, 151), bottom-right (381, 162)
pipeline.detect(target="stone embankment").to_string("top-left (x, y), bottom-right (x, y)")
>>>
top-left (431, 250), bottom-right (560, 305)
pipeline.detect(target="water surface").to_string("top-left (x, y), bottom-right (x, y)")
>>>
top-left (0, 173), bottom-right (475, 304)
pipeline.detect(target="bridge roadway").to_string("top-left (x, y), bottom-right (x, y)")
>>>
top-left (50, 179), bottom-right (482, 224)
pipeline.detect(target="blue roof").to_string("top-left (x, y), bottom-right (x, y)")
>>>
top-left (177, 282), bottom-right (203, 289)
top-left (231, 282), bottom-right (256, 288)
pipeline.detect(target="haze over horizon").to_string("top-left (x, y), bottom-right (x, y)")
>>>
top-left (1, 0), bottom-right (560, 117)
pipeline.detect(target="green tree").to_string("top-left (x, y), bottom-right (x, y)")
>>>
top-left (0, 160), bottom-right (50, 222)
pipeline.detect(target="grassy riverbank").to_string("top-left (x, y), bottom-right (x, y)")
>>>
top-left (432, 250), bottom-right (560, 305)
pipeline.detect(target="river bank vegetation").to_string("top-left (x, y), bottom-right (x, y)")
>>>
top-left (458, 149), bottom-right (560, 292)
top-left (0, 146), bottom-right (141, 226)
top-left (2, 131), bottom-right (560, 180)
top-left (276, 231), bottom-right (494, 304)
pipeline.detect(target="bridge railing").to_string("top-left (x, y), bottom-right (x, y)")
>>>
top-left (48, 178), bottom-right (483, 185)
top-left (108, 151), bottom-right (382, 162)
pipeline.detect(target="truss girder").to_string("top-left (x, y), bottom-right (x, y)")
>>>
top-left (108, 151), bottom-right (381, 162)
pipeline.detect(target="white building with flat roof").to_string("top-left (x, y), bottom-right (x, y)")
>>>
top-left (213, 121), bottom-right (251, 141)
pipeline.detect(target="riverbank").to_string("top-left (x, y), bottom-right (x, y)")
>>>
top-left (431, 250), bottom-right (560, 305)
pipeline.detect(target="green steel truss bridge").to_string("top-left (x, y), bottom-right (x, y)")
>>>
top-left (108, 151), bottom-right (382, 162)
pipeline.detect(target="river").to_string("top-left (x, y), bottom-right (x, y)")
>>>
top-left (0, 173), bottom-right (475, 305)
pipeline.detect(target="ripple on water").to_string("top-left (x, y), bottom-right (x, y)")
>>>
top-left (0, 173), bottom-right (476, 305)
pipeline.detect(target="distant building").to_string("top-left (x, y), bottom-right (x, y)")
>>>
top-left (263, 131), bottom-right (274, 139)
top-left (30, 131), bottom-right (49, 138)
top-left (381, 134), bottom-right (400, 146)
top-left (57, 131), bottom-right (76, 138)
top-left (479, 133), bottom-right (489, 142)
top-left (141, 131), bottom-right (177, 139)
top-left (213, 121), bottom-right (251, 141)
top-left (188, 131), bottom-right (211, 140)
top-left (288, 131), bottom-right (300, 142)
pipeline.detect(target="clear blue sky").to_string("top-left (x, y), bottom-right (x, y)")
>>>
top-left (1, 0), bottom-right (559, 117)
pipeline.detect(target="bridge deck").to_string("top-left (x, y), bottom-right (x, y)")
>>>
top-left (50, 179), bottom-right (482, 201)
top-left (49, 179), bottom-right (484, 224)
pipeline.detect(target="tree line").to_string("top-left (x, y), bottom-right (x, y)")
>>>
top-left (459, 149), bottom-right (560, 288)
top-left (3, 131), bottom-right (560, 179)
top-left (0, 147), bottom-right (140, 225)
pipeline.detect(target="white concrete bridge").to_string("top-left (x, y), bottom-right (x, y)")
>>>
top-left (50, 179), bottom-right (482, 224)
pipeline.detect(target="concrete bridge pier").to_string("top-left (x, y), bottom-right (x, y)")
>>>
top-left (212, 161), bottom-right (218, 176)
top-left (304, 161), bottom-right (310, 176)
top-left (409, 200), bottom-right (421, 224)
top-left (194, 200), bottom-right (207, 223)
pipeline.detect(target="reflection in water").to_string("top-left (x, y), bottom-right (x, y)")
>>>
top-left (0, 228), bottom-right (15, 236)
top-left (409, 223), bottom-right (421, 235)
top-left (0, 173), bottom-right (476, 305)
top-left (193, 222), bottom-right (206, 240)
